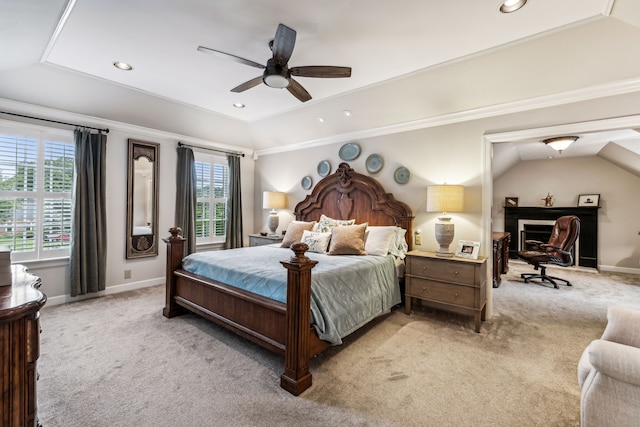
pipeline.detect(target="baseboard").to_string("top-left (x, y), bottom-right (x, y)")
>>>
top-left (45, 277), bottom-right (164, 307)
top-left (599, 265), bottom-right (640, 275)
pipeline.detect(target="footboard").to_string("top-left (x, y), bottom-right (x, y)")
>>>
top-left (162, 228), bottom-right (324, 395)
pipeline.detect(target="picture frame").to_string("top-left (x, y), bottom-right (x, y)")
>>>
top-left (577, 194), bottom-right (600, 207)
top-left (456, 240), bottom-right (480, 260)
top-left (505, 197), bottom-right (519, 207)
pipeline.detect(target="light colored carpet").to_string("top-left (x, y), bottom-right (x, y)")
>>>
top-left (38, 262), bottom-right (640, 426)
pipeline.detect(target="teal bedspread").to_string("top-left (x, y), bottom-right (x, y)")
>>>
top-left (181, 245), bottom-right (401, 345)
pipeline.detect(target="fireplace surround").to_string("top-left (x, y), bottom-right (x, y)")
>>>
top-left (504, 206), bottom-right (598, 268)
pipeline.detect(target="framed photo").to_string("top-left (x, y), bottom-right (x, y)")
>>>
top-left (456, 240), bottom-right (480, 260)
top-left (505, 197), bottom-right (519, 207)
top-left (577, 194), bottom-right (600, 207)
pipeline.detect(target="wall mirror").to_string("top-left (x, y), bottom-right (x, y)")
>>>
top-left (126, 139), bottom-right (159, 258)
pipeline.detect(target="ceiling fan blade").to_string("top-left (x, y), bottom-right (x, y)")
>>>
top-left (271, 24), bottom-right (296, 63)
top-left (197, 46), bottom-right (265, 70)
top-left (290, 66), bottom-right (352, 78)
top-left (287, 78), bottom-right (312, 102)
top-left (231, 76), bottom-right (264, 93)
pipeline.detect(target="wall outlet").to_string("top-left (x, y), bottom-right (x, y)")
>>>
top-left (415, 234), bottom-right (422, 245)
top-left (124, 269), bottom-right (132, 279)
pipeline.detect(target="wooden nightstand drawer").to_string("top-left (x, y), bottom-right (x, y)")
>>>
top-left (407, 256), bottom-right (476, 285)
top-left (407, 277), bottom-right (475, 307)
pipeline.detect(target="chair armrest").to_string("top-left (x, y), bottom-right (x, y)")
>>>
top-left (589, 339), bottom-right (640, 386)
top-left (601, 306), bottom-right (640, 348)
top-left (523, 240), bottom-right (544, 250)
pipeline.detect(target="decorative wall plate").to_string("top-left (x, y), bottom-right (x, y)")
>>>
top-left (301, 175), bottom-right (313, 190)
top-left (339, 143), bottom-right (361, 161)
top-left (365, 154), bottom-right (383, 173)
top-left (394, 166), bottom-right (410, 184)
top-left (317, 160), bottom-right (331, 177)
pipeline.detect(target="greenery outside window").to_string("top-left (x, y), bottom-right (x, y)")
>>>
top-left (0, 123), bottom-right (74, 262)
top-left (194, 152), bottom-right (229, 245)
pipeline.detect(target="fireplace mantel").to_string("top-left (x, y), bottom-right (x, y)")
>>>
top-left (504, 206), bottom-right (599, 268)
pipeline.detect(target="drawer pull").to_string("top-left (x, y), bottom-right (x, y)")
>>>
top-left (454, 293), bottom-right (459, 298)
top-left (421, 287), bottom-right (427, 291)
top-left (454, 271), bottom-right (459, 276)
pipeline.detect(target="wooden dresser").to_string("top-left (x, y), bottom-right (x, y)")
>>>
top-left (0, 265), bottom-right (46, 427)
top-left (492, 232), bottom-right (511, 288)
top-left (405, 250), bottom-right (487, 333)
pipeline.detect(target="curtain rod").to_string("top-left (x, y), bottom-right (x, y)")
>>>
top-left (0, 111), bottom-right (109, 134)
top-left (178, 141), bottom-right (244, 157)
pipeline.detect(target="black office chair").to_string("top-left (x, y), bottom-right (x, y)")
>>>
top-left (517, 215), bottom-right (581, 289)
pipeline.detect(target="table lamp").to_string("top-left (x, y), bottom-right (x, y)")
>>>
top-left (427, 185), bottom-right (464, 257)
top-left (263, 191), bottom-right (286, 236)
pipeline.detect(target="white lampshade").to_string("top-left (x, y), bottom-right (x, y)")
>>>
top-left (263, 191), bottom-right (287, 210)
top-left (542, 136), bottom-right (578, 154)
top-left (426, 185), bottom-right (464, 213)
top-left (427, 185), bottom-right (464, 257)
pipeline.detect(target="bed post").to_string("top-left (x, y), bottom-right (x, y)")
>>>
top-left (163, 227), bottom-right (186, 318)
top-left (279, 243), bottom-right (318, 395)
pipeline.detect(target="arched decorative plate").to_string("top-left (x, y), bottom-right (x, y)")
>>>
top-left (317, 160), bottom-right (331, 177)
top-left (339, 142), bottom-right (361, 161)
top-left (394, 166), bottom-right (410, 184)
top-left (365, 154), bottom-right (383, 174)
top-left (301, 175), bottom-right (313, 190)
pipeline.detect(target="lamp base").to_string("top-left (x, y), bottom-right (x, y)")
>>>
top-left (267, 211), bottom-right (279, 235)
top-left (434, 218), bottom-right (455, 257)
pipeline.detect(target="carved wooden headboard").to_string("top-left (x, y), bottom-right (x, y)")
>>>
top-left (294, 162), bottom-right (414, 250)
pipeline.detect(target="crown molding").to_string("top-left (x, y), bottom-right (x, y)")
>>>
top-left (255, 75), bottom-right (640, 158)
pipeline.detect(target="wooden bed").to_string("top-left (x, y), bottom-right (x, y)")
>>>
top-left (163, 162), bottom-right (413, 395)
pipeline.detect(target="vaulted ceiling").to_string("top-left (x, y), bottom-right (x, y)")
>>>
top-left (1, 0), bottom-right (640, 173)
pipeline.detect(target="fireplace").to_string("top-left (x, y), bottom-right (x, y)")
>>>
top-left (504, 206), bottom-right (598, 268)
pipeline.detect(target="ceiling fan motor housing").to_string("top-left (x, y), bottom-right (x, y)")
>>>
top-left (263, 58), bottom-right (290, 88)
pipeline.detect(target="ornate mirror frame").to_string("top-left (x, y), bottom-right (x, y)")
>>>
top-left (126, 139), bottom-right (160, 259)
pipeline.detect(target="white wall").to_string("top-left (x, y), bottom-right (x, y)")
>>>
top-left (493, 156), bottom-right (640, 272)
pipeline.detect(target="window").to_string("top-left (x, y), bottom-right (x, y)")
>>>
top-left (0, 123), bottom-right (74, 261)
top-left (194, 152), bottom-right (229, 244)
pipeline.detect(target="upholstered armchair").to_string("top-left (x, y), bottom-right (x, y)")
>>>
top-left (517, 215), bottom-right (580, 288)
top-left (578, 306), bottom-right (640, 427)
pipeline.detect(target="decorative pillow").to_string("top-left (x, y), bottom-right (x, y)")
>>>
top-left (364, 226), bottom-right (397, 256)
top-left (328, 223), bottom-right (368, 255)
top-left (315, 214), bottom-right (356, 233)
top-left (300, 230), bottom-right (332, 254)
top-left (280, 221), bottom-right (316, 248)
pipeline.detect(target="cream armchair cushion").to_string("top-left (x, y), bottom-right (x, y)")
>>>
top-left (578, 306), bottom-right (640, 427)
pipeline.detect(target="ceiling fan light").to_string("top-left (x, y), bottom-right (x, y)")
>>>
top-left (500, 0), bottom-right (527, 13)
top-left (543, 136), bottom-right (578, 154)
top-left (263, 74), bottom-right (290, 88)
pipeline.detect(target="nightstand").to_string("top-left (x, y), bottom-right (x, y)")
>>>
top-left (405, 250), bottom-right (487, 333)
top-left (248, 233), bottom-right (284, 247)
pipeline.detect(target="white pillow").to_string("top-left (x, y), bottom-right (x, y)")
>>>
top-left (300, 230), bottom-right (332, 254)
top-left (364, 226), bottom-right (396, 256)
top-left (390, 227), bottom-right (408, 259)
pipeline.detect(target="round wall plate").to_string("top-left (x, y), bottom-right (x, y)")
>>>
top-left (317, 160), bottom-right (331, 177)
top-left (365, 154), bottom-right (383, 173)
top-left (394, 166), bottom-right (410, 184)
top-left (301, 175), bottom-right (313, 190)
top-left (339, 143), bottom-right (361, 161)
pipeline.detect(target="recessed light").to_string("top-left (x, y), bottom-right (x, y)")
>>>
top-left (499, 0), bottom-right (527, 13)
top-left (343, 110), bottom-right (352, 117)
top-left (113, 61), bottom-right (133, 71)
top-left (233, 102), bottom-right (245, 108)
top-left (317, 117), bottom-right (325, 123)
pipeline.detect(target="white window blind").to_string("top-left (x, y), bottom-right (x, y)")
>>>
top-left (0, 123), bottom-right (74, 261)
top-left (194, 152), bottom-right (229, 244)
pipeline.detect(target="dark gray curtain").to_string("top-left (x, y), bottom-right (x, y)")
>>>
top-left (70, 129), bottom-right (107, 296)
top-left (225, 155), bottom-right (243, 249)
top-left (175, 146), bottom-right (196, 256)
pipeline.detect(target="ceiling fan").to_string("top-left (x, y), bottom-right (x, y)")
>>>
top-left (197, 23), bottom-right (352, 102)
